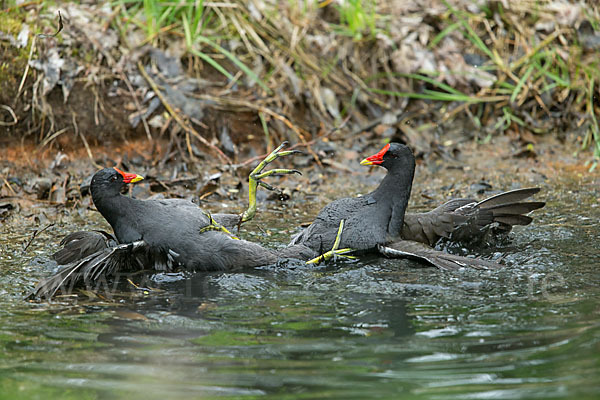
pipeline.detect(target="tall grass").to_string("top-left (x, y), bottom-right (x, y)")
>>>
top-left (113, 0), bottom-right (270, 92)
top-left (107, 0), bottom-right (599, 166)
top-left (373, 0), bottom-right (600, 168)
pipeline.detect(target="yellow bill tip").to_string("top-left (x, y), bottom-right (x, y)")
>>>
top-left (130, 175), bottom-right (144, 183)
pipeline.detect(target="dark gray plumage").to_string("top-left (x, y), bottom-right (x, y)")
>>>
top-left (291, 142), bottom-right (544, 270)
top-left (53, 230), bottom-right (117, 265)
top-left (377, 241), bottom-right (502, 270)
top-left (87, 168), bottom-right (287, 271)
top-left (32, 168), bottom-right (316, 298)
top-left (290, 143), bottom-right (416, 253)
top-left (402, 188), bottom-right (546, 246)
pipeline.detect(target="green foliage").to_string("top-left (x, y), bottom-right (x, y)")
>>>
top-left (410, 0), bottom-right (600, 163)
top-left (0, 7), bottom-right (33, 87)
top-left (335, 0), bottom-right (377, 40)
top-left (367, 72), bottom-right (503, 103)
top-left (113, 0), bottom-right (270, 92)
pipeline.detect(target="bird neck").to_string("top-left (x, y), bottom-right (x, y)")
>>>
top-left (372, 161), bottom-right (415, 236)
top-left (91, 190), bottom-right (134, 233)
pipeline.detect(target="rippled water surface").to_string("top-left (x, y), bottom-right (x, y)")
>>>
top-left (1, 178), bottom-right (599, 399)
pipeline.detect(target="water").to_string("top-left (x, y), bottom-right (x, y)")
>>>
top-left (1, 179), bottom-right (599, 399)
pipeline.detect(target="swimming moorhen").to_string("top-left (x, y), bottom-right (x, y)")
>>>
top-left (291, 142), bottom-right (544, 268)
top-left (289, 143), bottom-right (415, 252)
top-left (33, 144), bottom-right (316, 298)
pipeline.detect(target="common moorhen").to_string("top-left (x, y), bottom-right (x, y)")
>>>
top-left (290, 143), bottom-right (415, 252)
top-left (291, 142), bottom-right (544, 268)
top-left (33, 145), bottom-right (316, 298)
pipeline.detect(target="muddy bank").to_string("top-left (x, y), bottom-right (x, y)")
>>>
top-left (2, 1), bottom-right (599, 171)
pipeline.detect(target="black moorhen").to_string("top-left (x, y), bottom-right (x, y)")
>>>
top-left (290, 143), bottom-right (415, 252)
top-left (33, 146), bottom-right (316, 298)
top-left (291, 142), bottom-right (544, 268)
top-left (87, 167), bottom-right (284, 269)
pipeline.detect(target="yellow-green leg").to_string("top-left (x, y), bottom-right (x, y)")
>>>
top-left (200, 211), bottom-right (239, 239)
top-left (306, 220), bottom-right (357, 265)
top-left (240, 141), bottom-right (301, 223)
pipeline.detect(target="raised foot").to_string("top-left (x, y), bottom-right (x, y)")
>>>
top-left (241, 141), bottom-right (302, 223)
top-left (306, 220), bottom-right (357, 265)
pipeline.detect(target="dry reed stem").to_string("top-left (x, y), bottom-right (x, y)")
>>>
top-left (138, 61), bottom-right (232, 164)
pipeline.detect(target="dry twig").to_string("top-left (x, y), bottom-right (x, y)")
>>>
top-left (138, 61), bottom-right (232, 164)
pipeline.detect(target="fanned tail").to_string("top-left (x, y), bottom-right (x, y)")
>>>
top-left (476, 187), bottom-right (541, 207)
top-left (451, 188), bottom-right (546, 241)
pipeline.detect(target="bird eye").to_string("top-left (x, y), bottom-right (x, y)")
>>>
top-left (111, 176), bottom-right (118, 182)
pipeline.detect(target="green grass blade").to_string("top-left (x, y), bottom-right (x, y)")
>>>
top-left (143, 0), bottom-right (157, 38)
top-left (441, 0), bottom-right (494, 60)
top-left (188, 48), bottom-right (235, 81)
top-left (191, 1), bottom-right (205, 37)
top-left (369, 88), bottom-right (438, 100)
top-left (365, 72), bottom-right (465, 95)
top-left (158, 6), bottom-right (173, 27)
top-left (409, 73), bottom-right (464, 95)
top-left (429, 21), bottom-right (461, 48)
top-left (461, 22), bottom-right (494, 60)
top-left (494, 88), bottom-right (514, 95)
top-left (498, 80), bottom-right (516, 90)
top-left (422, 89), bottom-right (477, 102)
top-left (543, 68), bottom-right (570, 87)
top-left (369, 87), bottom-right (504, 103)
top-left (182, 13), bottom-right (192, 48)
top-left (197, 36), bottom-right (271, 93)
top-left (501, 106), bottom-right (524, 127)
top-left (541, 82), bottom-right (559, 93)
top-left (510, 65), bottom-right (534, 103)
top-left (531, 55), bottom-right (553, 81)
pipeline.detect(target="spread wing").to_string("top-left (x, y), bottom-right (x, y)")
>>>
top-left (31, 239), bottom-right (178, 299)
top-left (53, 230), bottom-right (117, 265)
top-left (377, 240), bottom-right (502, 270)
